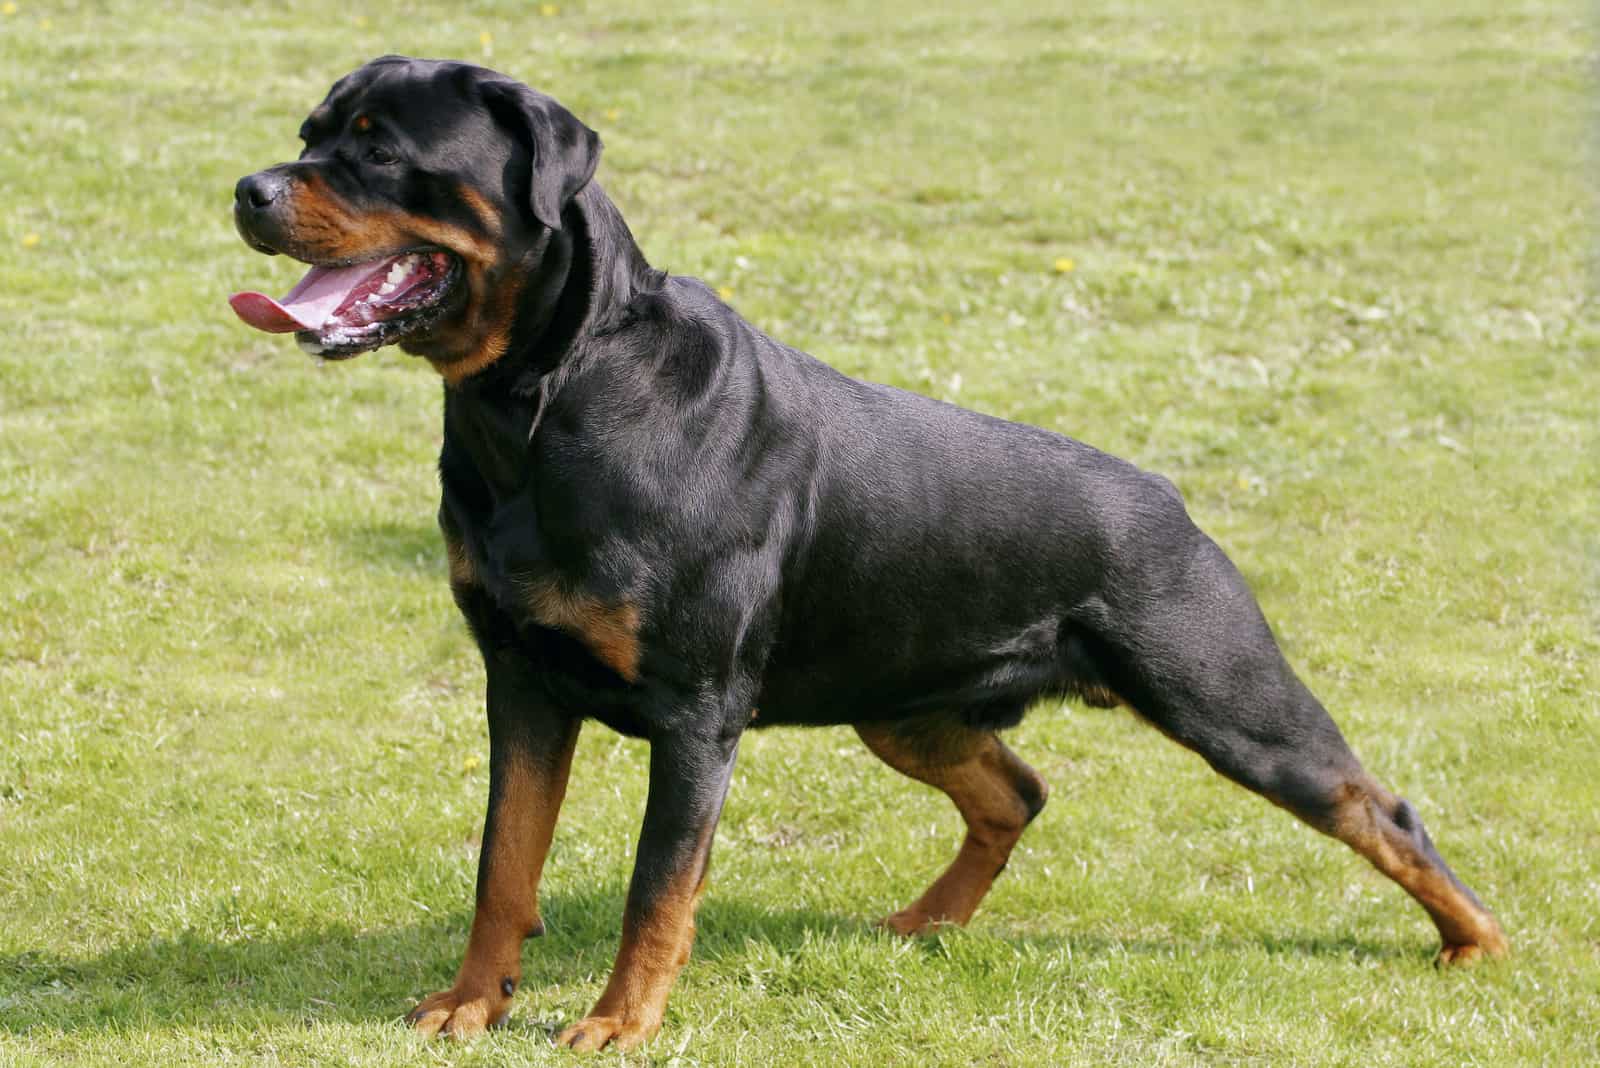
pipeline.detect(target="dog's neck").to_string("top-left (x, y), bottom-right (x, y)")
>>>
top-left (440, 181), bottom-right (658, 498)
top-left (465, 180), bottom-right (654, 389)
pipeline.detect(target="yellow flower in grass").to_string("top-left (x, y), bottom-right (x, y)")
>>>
top-left (717, 286), bottom-right (734, 301)
top-left (1, 4), bottom-right (18, 17)
top-left (1053, 257), bottom-right (1075, 274)
top-left (22, 233), bottom-right (40, 248)
top-left (462, 754), bottom-right (482, 774)
top-left (539, 3), bottom-right (559, 15)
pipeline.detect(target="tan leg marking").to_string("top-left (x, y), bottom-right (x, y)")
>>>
top-left (1324, 777), bottom-right (1508, 965)
top-left (857, 723), bottom-right (1048, 935)
top-left (553, 833), bottom-right (714, 1051)
top-left (408, 722), bottom-right (580, 1038)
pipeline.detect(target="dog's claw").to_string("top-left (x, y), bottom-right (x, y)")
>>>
top-left (554, 1014), bottom-right (659, 1052)
top-left (406, 986), bottom-right (510, 1039)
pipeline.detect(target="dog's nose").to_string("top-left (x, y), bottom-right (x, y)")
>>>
top-left (233, 170), bottom-right (294, 254)
top-left (235, 171), bottom-right (290, 211)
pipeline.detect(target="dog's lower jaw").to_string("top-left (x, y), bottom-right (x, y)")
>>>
top-left (419, 333), bottom-right (515, 386)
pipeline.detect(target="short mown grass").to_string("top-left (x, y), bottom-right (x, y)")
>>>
top-left (2, 1), bottom-right (1596, 1065)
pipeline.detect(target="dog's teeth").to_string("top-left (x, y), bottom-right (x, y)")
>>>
top-left (378, 281), bottom-right (398, 296)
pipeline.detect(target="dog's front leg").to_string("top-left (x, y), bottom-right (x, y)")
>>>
top-left (408, 656), bottom-right (581, 1038)
top-left (555, 717), bottom-right (740, 1052)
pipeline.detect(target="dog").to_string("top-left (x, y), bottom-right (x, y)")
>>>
top-left (229, 56), bottom-right (1508, 1051)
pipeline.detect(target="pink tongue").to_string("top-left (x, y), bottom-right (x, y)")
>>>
top-left (229, 259), bottom-right (391, 333)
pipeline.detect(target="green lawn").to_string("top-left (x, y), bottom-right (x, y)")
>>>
top-left (2, 1), bottom-right (1596, 1064)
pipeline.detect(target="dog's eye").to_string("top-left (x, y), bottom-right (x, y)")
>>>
top-left (366, 144), bottom-right (399, 165)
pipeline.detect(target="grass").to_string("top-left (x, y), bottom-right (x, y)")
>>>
top-left (1, 0), bottom-right (1596, 1064)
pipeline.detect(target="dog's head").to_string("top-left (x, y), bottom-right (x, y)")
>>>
top-left (230, 56), bottom-right (600, 379)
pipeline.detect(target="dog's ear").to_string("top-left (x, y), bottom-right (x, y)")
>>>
top-left (479, 79), bottom-right (602, 231)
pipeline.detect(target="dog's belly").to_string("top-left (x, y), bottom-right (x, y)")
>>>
top-left (752, 543), bottom-right (1100, 725)
top-left (752, 657), bottom-right (1061, 728)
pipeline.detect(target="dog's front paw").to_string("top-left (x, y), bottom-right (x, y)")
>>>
top-left (405, 982), bottom-right (513, 1039)
top-left (554, 1012), bottom-right (660, 1052)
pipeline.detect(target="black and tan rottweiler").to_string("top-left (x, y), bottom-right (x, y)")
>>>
top-left (230, 56), bottom-right (1507, 1051)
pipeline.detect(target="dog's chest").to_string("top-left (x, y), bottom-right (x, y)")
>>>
top-left (447, 486), bottom-right (645, 685)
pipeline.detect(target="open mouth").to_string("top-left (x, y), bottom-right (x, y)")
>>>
top-left (229, 250), bottom-right (461, 359)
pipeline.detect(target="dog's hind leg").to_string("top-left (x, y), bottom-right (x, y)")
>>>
top-left (1085, 528), bottom-right (1508, 964)
top-left (856, 717), bottom-right (1049, 935)
top-left (1314, 771), bottom-right (1507, 963)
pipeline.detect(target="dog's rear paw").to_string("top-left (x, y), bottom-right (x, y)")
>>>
top-left (405, 985), bottom-right (512, 1039)
top-left (876, 908), bottom-right (955, 937)
top-left (1436, 925), bottom-right (1509, 967)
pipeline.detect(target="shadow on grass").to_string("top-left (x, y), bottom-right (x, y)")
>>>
top-left (327, 517), bottom-right (445, 577)
top-left (0, 881), bottom-right (1414, 1036)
